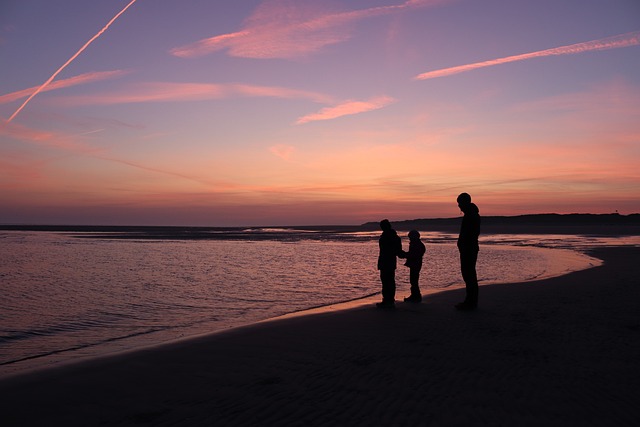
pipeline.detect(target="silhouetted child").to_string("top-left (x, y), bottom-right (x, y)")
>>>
top-left (399, 230), bottom-right (426, 303)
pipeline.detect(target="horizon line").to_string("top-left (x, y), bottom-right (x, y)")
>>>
top-left (0, 212), bottom-right (637, 229)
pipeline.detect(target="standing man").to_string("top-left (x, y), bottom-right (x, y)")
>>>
top-left (377, 219), bottom-right (402, 308)
top-left (455, 193), bottom-right (481, 311)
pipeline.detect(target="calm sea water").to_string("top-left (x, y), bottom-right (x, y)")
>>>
top-left (0, 229), bottom-right (622, 377)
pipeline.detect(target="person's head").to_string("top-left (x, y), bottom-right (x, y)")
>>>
top-left (408, 230), bottom-right (420, 240)
top-left (457, 192), bottom-right (472, 211)
top-left (380, 219), bottom-right (391, 231)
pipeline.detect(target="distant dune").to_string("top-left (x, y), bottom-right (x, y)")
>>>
top-left (366, 213), bottom-right (640, 235)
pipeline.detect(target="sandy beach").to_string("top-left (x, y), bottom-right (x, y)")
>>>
top-left (1, 245), bottom-right (638, 426)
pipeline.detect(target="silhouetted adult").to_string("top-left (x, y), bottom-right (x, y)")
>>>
top-left (377, 219), bottom-right (402, 308)
top-left (455, 193), bottom-right (481, 311)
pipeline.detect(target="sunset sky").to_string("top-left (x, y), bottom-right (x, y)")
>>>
top-left (1, 0), bottom-right (639, 226)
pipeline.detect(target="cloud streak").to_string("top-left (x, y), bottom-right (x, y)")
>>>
top-left (269, 144), bottom-right (295, 161)
top-left (0, 120), bottom-right (225, 189)
top-left (49, 80), bottom-right (392, 125)
top-left (0, 71), bottom-right (129, 105)
top-left (171, 0), bottom-right (446, 59)
top-left (6, 0), bottom-right (138, 122)
top-left (54, 82), bottom-right (334, 106)
top-left (0, 119), bottom-right (102, 152)
top-left (415, 31), bottom-right (640, 80)
top-left (296, 96), bottom-right (396, 124)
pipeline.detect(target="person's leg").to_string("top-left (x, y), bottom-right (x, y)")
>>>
top-left (408, 267), bottom-right (422, 301)
top-left (460, 250), bottom-right (478, 307)
top-left (380, 269), bottom-right (396, 303)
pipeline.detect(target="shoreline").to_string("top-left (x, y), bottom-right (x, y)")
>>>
top-left (0, 242), bottom-right (600, 378)
top-left (260, 245), bottom-right (600, 324)
top-left (1, 245), bottom-right (638, 426)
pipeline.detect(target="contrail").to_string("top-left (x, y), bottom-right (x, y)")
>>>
top-left (415, 31), bottom-right (640, 80)
top-left (6, 0), bottom-right (139, 123)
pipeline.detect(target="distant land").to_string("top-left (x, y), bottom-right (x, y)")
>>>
top-left (1, 213), bottom-right (639, 238)
top-left (367, 213), bottom-right (640, 235)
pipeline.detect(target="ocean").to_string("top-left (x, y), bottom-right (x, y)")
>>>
top-left (2, 228), bottom-right (627, 377)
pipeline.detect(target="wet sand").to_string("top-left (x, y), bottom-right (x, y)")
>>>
top-left (1, 246), bottom-right (638, 426)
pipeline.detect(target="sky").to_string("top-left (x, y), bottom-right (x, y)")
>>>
top-left (1, 0), bottom-right (639, 226)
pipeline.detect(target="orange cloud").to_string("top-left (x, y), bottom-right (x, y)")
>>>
top-left (296, 96), bottom-right (396, 124)
top-left (171, 0), bottom-right (446, 59)
top-left (0, 70), bottom-right (129, 105)
top-left (415, 31), bottom-right (640, 80)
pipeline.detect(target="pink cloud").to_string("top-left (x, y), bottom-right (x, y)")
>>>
top-left (269, 144), bottom-right (296, 160)
top-left (232, 84), bottom-right (333, 103)
top-left (56, 82), bottom-right (228, 105)
top-left (513, 80), bottom-right (640, 115)
top-left (171, 0), bottom-right (446, 59)
top-left (508, 80), bottom-right (640, 149)
top-left (296, 96), bottom-right (396, 124)
top-left (0, 120), bottom-right (223, 189)
top-left (54, 82), bottom-right (333, 106)
top-left (94, 155), bottom-right (227, 188)
top-left (415, 31), bottom-right (640, 80)
top-left (0, 119), bottom-right (97, 152)
top-left (0, 155), bottom-right (45, 189)
top-left (0, 70), bottom-right (129, 105)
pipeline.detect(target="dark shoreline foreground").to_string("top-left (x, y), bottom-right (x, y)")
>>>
top-left (1, 246), bottom-right (639, 426)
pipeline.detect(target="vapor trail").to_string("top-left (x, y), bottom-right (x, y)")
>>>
top-left (415, 31), bottom-right (640, 80)
top-left (7, 0), bottom-right (138, 123)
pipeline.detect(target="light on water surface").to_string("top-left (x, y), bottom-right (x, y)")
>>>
top-left (0, 230), bottom-right (610, 376)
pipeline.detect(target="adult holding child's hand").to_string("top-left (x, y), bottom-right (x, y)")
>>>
top-left (455, 193), bottom-right (481, 311)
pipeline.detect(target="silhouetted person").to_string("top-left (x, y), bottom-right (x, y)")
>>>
top-left (377, 219), bottom-right (402, 308)
top-left (399, 230), bottom-right (426, 303)
top-left (455, 193), bottom-right (480, 311)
